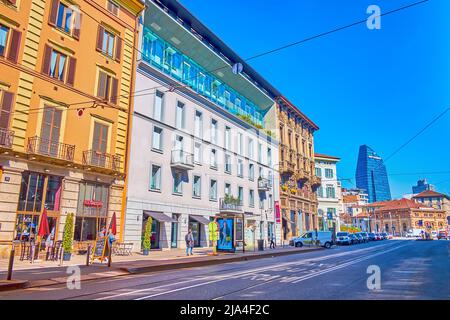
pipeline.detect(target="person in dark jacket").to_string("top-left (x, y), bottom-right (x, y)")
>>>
top-left (185, 229), bottom-right (194, 256)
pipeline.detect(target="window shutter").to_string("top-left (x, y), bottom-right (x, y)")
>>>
top-left (73, 12), bottom-right (82, 40)
top-left (114, 36), bottom-right (122, 62)
top-left (49, 0), bottom-right (60, 26)
top-left (110, 78), bottom-right (119, 105)
top-left (96, 26), bottom-right (104, 52)
top-left (7, 0), bottom-right (17, 5)
top-left (97, 72), bottom-right (107, 99)
top-left (66, 56), bottom-right (77, 86)
top-left (7, 29), bottom-right (21, 63)
top-left (41, 44), bottom-right (52, 74)
top-left (0, 91), bottom-right (14, 129)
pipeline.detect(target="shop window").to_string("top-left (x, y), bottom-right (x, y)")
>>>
top-left (74, 181), bottom-right (109, 241)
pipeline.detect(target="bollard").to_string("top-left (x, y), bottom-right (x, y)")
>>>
top-left (7, 245), bottom-right (15, 280)
top-left (86, 244), bottom-right (91, 266)
top-left (107, 245), bottom-right (112, 268)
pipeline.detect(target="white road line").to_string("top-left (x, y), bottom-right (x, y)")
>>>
top-left (96, 241), bottom-right (408, 300)
top-left (140, 243), bottom-right (409, 301)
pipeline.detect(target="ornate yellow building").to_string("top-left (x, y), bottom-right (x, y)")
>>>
top-left (276, 97), bottom-right (320, 241)
top-left (0, 0), bottom-right (144, 257)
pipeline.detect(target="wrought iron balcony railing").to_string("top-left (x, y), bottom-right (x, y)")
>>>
top-left (219, 197), bottom-right (243, 213)
top-left (83, 150), bottom-right (121, 172)
top-left (0, 129), bottom-right (14, 148)
top-left (258, 177), bottom-right (272, 191)
top-left (27, 136), bottom-right (74, 162)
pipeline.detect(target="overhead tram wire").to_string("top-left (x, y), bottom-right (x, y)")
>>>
top-left (66, 0), bottom-right (430, 107)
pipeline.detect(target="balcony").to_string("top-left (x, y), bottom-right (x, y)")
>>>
top-left (171, 150), bottom-right (194, 170)
top-left (27, 136), bottom-right (75, 164)
top-left (83, 150), bottom-right (121, 173)
top-left (257, 177), bottom-right (272, 191)
top-left (0, 129), bottom-right (14, 150)
top-left (219, 197), bottom-right (243, 214)
top-left (311, 175), bottom-right (322, 189)
top-left (280, 160), bottom-right (295, 175)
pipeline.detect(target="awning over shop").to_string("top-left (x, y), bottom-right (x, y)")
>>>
top-left (189, 215), bottom-right (210, 225)
top-left (144, 211), bottom-right (176, 223)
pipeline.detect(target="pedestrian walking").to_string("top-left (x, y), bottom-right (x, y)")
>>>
top-left (185, 229), bottom-right (194, 256)
top-left (269, 234), bottom-right (276, 249)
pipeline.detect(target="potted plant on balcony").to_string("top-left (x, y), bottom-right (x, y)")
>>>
top-left (62, 213), bottom-right (74, 261)
top-left (281, 184), bottom-right (288, 192)
top-left (142, 217), bottom-right (152, 256)
top-left (290, 188), bottom-right (298, 194)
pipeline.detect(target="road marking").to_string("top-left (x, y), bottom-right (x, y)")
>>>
top-left (96, 241), bottom-right (408, 300)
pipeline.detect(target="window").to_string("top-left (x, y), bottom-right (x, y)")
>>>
top-left (0, 25), bottom-right (8, 57)
top-left (210, 119), bottom-right (218, 144)
top-left (325, 168), bottom-right (334, 179)
top-left (0, 90), bottom-right (14, 131)
top-left (249, 163), bottom-right (254, 181)
top-left (96, 25), bottom-right (121, 61)
top-left (249, 189), bottom-right (255, 207)
top-left (107, 0), bottom-right (119, 15)
top-left (248, 138), bottom-right (254, 159)
top-left (150, 164), bottom-right (161, 191)
top-left (225, 154), bottom-right (231, 173)
top-left (18, 172), bottom-right (62, 213)
top-left (237, 133), bottom-right (243, 155)
top-left (154, 90), bottom-right (164, 121)
top-left (49, 1), bottom-right (81, 39)
top-left (193, 175), bottom-right (201, 198)
top-left (42, 45), bottom-right (76, 86)
top-left (209, 179), bottom-right (217, 201)
top-left (173, 171), bottom-right (183, 194)
top-left (326, 185), bottom-right (335, 198)
top-left (259, 195), bottom-right (264, 209)
top-left (225, 183), bottom-right (231, 195)
top-left (175, 101), bottom-right (185, 129)
top-left (96, 70), bottom-right (119, 104)
top-left (194, 142), bottom-right (201, 164)
top-left (267, 148), bottom-right (272, 166)
top-left (152, 126), bottom-right (163, 151)
top-left (315, 167), bottom-right (322, 177)
top-left (210, 149), bottom-right (217, 169)
top-left (317, 186), bottom-right (324, 198)
top-left (237, 159), bottom-right (243, 177)
top-left (238, 186), bottom-right (244, 205)
top-left (90, 121), bottom-right (109, 167)
top-left (39, 106), bottom-right (62, 157)
top-left (225, 126), bottom-right (231, 150)
top-left (258, 143), bottom-right (262, 163)
top-left (268, 194), bottom-right (273, 209)
top-left (194, 111), bottom-right (202, 137)
top-left (49, 50), bottom-right (67, 81)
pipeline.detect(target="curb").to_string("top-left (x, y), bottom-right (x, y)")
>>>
top-left (0, 280), bottom-right (30, 292)
top-left (122, 247), bottom-right (323, 274)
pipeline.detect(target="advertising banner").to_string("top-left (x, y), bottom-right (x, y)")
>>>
top-left (275, 201), bottom-right (281, 223)
top-left (217, 218), bottom-right (234, 251)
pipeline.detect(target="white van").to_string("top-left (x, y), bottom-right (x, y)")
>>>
top-left (292, 231), bottom-right (334, 249)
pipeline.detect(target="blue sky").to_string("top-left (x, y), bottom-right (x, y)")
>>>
top-left (179, 0), bottom-right (450, 197)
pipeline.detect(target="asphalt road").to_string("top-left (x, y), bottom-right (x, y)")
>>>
top-left (1, 239), bottom-right (449, 300)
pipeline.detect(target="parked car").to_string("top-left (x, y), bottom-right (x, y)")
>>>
top-left (438, 230), bottom-right (449, 240)
top-left (291, 231), bottom-right (334, 248)
top-left (357, 232), bottom-right (369, 242)
top-left (348, 233), bottom-right (359, 244)
top-left (431, 231), bottom-right (438, 240)
top-left (381, 232), bottom-right (388, 240)
top-left (368, 232), bottom-right (376, 241)
top-left (354, 233), bottom-right (364, 243)
top-left (336, 232), bottom-right (351, 245)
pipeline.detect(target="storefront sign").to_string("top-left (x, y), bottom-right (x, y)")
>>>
top-left (275, 201), bottom-right (281, 223)
top-left (92, 236), bottom-right (107, 262)
top-left (83, 200), bottom-right (103, 208)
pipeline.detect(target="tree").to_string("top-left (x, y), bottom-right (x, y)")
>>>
top-left (62, 213), bottom-right (74, 253)
top-left (142, 217), bottom-right (152, 251)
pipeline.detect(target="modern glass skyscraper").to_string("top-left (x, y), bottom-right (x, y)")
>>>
top-left (355, 145), bottom-right (391, 203)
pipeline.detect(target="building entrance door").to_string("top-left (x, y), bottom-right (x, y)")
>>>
top-left (189, 220), bottom-right (201, 247)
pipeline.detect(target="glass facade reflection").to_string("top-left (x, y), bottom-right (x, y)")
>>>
top-left (142, 27), bottom-right (264, 127)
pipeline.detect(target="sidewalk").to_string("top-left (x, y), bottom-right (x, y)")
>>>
top-left (0, 245), bottom-right (322, 291)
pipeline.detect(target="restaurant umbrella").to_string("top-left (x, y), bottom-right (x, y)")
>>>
top-left (36, 208), bottom-right (50, 261)
top-left (108, 212), bottom-right (117, 235)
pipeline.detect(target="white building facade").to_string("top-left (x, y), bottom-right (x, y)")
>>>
top-left (314, 154), bottom-right (343, 234)
top-left (123, 0), bottom-right (281, 252)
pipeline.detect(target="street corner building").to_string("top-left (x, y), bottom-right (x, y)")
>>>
top-left (122, 0), bottom-right (284, 253)
top-left (314, 153), bottom-right (343, 233)
top-left (0, 0), bottom-right (144, 258)
top-left (276, 97), bottom-right (320, 242)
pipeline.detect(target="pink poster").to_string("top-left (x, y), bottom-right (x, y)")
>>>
top-left (275, 200), bottom-right (281, 223)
